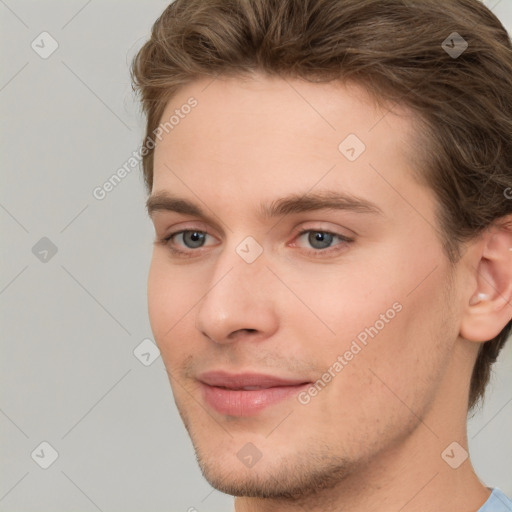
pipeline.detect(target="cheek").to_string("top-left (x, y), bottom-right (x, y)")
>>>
top-left (147, 257), bottom-right (169, 338)
top-left (281, 259), bottom-right (402, 358)
top-left (147, 255), bottom-right (196, 362)
top-left (288, 245), bottom-right (453, 405)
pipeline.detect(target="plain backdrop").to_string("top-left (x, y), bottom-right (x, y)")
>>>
top-left (1, 1), bottom-right (511, 511)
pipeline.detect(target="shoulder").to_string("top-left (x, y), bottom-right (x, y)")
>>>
top-left (478, 488), bottom-right (512, 512)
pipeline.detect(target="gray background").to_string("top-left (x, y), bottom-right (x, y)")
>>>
top-left (1, 1), bottom-right (511, 511)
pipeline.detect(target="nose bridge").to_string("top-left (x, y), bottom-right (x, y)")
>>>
top-left (195, 237), bottom-right (278, 343)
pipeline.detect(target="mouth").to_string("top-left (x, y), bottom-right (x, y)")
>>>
top-left (197, 371), bottom-right (312, 417)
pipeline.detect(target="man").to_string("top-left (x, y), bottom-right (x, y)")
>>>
top-left (131, 0), bottom-right (512, 510)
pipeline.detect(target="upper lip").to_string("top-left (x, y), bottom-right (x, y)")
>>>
top-left (198, 371), bottom-right (310, 389)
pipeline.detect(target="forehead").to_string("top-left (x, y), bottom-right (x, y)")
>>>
top-left (155, 74), bottom-right (415, 158)
top-left (151, 74), bottom-right (425, 220)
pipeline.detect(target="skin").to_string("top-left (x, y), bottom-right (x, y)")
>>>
top-left (146, 73), bottom-right (512, 512)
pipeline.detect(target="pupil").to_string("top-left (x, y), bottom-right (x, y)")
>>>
top-left (185, 231), bottom-right (205, 248)
top-left (309, 231), bottom-right (332, 249)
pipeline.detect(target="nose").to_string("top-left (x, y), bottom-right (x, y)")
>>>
top-left (195, 242), bottom-right (279, 345)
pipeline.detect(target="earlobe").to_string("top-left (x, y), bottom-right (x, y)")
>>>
top-left (460, 217), bottom-right (512, 343)
top-left (468, 292), bottom-right (491, 307)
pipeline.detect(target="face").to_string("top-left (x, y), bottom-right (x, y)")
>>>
top-left (147, 74), bottom-right (463, 499)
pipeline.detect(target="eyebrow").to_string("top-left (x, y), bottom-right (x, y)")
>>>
top-left (146, 190), bottom-right (383, 221)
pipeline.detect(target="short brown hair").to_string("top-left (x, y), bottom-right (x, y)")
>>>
top-left (131, 0), bottom-right (512, 411)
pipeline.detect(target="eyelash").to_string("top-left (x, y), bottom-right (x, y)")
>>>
top-left (157, 228), bottom-right (354, 258)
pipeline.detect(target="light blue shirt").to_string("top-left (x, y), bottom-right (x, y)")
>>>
top-left (478, 488), bottom-right (512, 511)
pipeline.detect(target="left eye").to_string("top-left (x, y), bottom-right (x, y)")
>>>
top-left (295, 230), bottom-right (352, 251)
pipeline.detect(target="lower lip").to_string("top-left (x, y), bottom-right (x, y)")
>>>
top-left (200, 382), bottom-right (310, 417)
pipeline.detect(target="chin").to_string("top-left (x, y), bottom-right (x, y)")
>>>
top-left (193, 441), bottom-right (354, 500)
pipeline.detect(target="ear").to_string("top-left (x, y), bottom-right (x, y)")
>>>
top-left (459, 216), bottom-right (512, 343)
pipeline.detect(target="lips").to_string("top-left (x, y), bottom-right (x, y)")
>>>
top-left (198, 371), bottom-right (311, 417)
